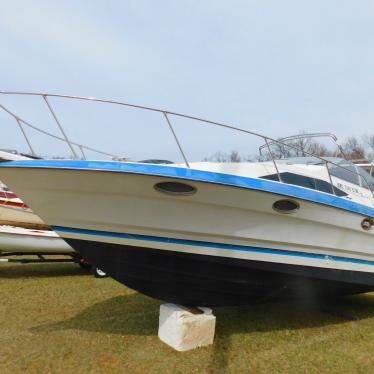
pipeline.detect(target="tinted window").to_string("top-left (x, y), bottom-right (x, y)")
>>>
top-left (261, 172), bottom-right (347, 196)
top-left (357, 168), bottom-right (374, 190)
top-left (329, 163), bottom-right (360, 186)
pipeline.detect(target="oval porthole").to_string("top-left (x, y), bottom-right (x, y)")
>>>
top-left (361, 218), bottom-right (373, 231)
top-left (154, 181), bottom-right (196, 196)
top-left (273, 199), bottom-right (300, 214)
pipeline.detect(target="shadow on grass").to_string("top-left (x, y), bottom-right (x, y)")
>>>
top-left (30, 292), bottom-right (374, 338)
top-left (0, 263), bottom-right (90, 278)
top-left (31, 293), bottom-right (161, 336)
top-left (29, 292), bottom-right (374, 373)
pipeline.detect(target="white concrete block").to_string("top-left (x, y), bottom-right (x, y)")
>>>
top-left (158, 303), bottom-right (216, 351)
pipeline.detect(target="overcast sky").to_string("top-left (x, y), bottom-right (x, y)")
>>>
top-left (1, 1), bottom-right (373, 161)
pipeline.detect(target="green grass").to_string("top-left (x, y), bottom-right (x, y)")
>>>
top-left (2, 263), bottom-right (374, 374)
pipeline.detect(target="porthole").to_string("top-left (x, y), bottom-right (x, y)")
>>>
top-left (273, 199), bottom-right (300, 214)
top-left (154, 181), bottom-right (196, 196)
top-left (361, 218), bottom-right (373, 231)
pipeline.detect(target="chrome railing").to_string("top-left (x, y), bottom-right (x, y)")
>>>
top-left (0, 93), bottom-right (116, 159)
top-left (1, 91), bottom-right (373, 199)
top-left (353, 161), bottom-right (374, 178)
top-left (258, 133), bottom-right (347, 160)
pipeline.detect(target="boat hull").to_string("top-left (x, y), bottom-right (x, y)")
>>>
top-left (0, 161), bottom-right (373, 305)
top-left (0, 204), bottom-right (48, 230)
top-left (0, 226), bottom-right (74, 254)
top-left (65, 237), bottom-right (374, 306)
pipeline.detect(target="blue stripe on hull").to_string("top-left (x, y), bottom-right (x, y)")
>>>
top-left (53, 225), bottom-right (374, 268)
top-left (1, 159), bottom-right (374, 217)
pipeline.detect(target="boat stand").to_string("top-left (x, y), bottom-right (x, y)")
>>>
top-left (158, 303), bottom-right (216, 351)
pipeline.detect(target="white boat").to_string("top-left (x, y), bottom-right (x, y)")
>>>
top-left (0, 152), bottom-right (74, 257)
top-left (0, 152), bottom-right (48, 229)
top-left (0, 92), bottom-right (373, 306)
top-left (0, 225), bottom-right (74, 254)
top-left (0, 158), bottom-right (72, 257)
top-left (0, 194), bottom-right (48, 229)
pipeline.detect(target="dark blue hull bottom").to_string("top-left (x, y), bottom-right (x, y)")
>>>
top-left (65, 238), bottom-right (374, 306)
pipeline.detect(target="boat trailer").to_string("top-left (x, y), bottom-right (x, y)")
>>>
top-left (0, 251), bottom-right (88, 265)
top-left (0, 251), bottom-right (107, 277)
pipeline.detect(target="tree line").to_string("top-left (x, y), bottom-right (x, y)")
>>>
top-left (204, 133), bottom-right (374, 162)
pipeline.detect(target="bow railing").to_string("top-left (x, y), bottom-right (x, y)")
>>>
top-left (1, 91), bottom-right (373, 199)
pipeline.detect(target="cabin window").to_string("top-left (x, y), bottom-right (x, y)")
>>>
top-left (261, 172), bottom-right (347, 197)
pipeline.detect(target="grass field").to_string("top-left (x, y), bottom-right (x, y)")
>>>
top-left (2, 262), bottom-right (374, 374)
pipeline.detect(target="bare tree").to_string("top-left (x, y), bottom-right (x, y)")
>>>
top-left (341, 136), bottom-right (366, 160)
top-left (204, 132), bottom-right (374, 163)
top-left (307, 142), bottom-right (331, 157)
top-left (203, 150), bottom-right (242, 163)
top-left (229, 150), bottom-right (241, 162)
top-left (364, 134), bottom-right (374, 159)
top-left (243, 153), bottom-right (262, 162)
top-left (266, 132), bottom-right (334, 159)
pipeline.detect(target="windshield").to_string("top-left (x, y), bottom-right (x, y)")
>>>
top-left (329, 160), bottom-right (374, 190)
top-left (286, 157), bottom-right (374, 190)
